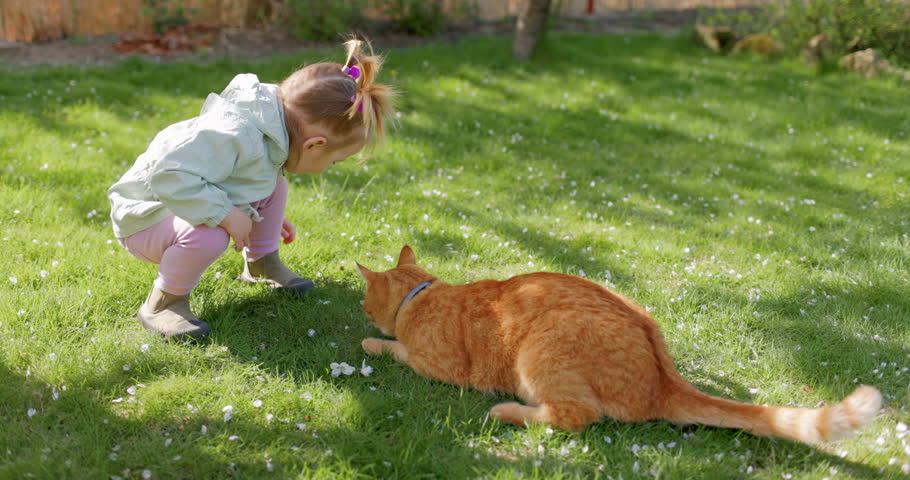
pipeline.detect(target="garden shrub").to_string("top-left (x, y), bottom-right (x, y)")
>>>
top-left (279, 0), bottom-right (368, 41)
top-left (767, 0), bottom-right (910, 64)
top-left (141, 0), bottom-right (196, 35)
top-left (372, 0), bottom-right (447, 37)
top-left (702, 0), bottom-right (910, 65)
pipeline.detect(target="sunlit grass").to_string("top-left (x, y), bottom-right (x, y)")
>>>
top-left (1, 32), bottom-right (908, 479)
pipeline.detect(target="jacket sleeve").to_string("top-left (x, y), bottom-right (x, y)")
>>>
top-left (147, 118), bottom-right (252, 227)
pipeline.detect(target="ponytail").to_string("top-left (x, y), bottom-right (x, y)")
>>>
top-left (343, 38), bottom-right (396, 149)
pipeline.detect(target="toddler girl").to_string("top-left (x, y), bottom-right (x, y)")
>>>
top-left (108, 39), bottom-right (395, 340)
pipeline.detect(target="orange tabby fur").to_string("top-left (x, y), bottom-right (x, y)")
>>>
top-left (357, 246), bottom-right (882, 445)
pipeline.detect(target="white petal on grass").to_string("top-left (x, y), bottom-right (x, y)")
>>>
top-left (330, 362), bottom-right (356, 377)
top-left (200, 425), bottom-right (208, 435)
top-left (360, 360), bottom-right (374, 377)
top-left (296, 423), bottom-right (307, 431)
top-left (252, 399), bottom-right (262, 408)
top-left (228, 435), bottom-right (240, 441)
top-left (142, 469), bottom-right (152, 479)
top-left (222, 405), bottom-right (234, 422)
top-left (27, 408), bottom-right (37, 418)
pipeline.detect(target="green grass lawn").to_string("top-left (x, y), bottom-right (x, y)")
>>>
top-left (1, 32), bottom-right (908, 479)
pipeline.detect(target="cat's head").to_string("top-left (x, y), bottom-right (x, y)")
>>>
top-left (357, 245), bottom-right (435, 337)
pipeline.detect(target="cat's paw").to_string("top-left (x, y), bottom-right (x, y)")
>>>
top-left (361, 337), bottom-right (384, 355)
top-left (489, 402), bottom-right (527, 426)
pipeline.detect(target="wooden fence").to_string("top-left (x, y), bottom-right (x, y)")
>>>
top-left (0, 0), bottom-right (266, 42)
top-left (1, 0), bottom-right (770, 43)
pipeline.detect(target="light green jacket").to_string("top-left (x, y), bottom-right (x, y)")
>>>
top-left (107, 74), bottom-right (289, 238)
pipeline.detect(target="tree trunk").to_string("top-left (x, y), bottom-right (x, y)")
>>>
top-left (513, 0), bottom-right (552, 61)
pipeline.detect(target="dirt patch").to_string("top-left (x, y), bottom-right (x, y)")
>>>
top-left (0, 9), bottom-right (699, 68)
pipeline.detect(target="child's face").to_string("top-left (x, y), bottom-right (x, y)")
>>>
top-left (286, 132), bottom-right (366, 174)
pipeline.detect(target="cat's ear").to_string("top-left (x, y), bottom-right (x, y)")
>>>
top-left (397, 245), bottom-right (417, 267)
top-left (356, 263), bottom-right (375, 284)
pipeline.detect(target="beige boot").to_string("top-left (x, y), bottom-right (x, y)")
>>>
top-left (137, 286), bottom-right (210, 340)
top-left (239, 250), bottom-right (314, 294)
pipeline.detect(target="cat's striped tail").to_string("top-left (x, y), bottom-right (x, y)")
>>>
top-left (662, 383), bottom-right (882, 445)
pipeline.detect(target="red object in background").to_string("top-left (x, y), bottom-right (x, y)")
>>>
top-left (112, 24), bottom-right (218, 56)
top-left (587, 0), bottom-right (595, 14)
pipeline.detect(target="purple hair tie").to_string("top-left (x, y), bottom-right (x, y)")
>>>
top-left (344, 66), bottom-right (363, 112)
top-left (342, 65), bottom-right (361, 80)
top-left (350, 95), bottom-right (363, 113)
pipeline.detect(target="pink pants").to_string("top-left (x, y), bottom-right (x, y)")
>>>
top-left (119, 176), bottom-right (289, 295)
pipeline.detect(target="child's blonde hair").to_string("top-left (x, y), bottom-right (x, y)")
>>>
top-left (279, 38), bottom-right (395, 155)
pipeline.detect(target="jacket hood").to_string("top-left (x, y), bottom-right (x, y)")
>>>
top-left (203, 73), bottom-right (289, 161)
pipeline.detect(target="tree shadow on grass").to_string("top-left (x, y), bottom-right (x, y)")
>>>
top-left (720, 278), bottom-right (909, 394)
top-left (0, 349), bottom-right (305, 478)
top-left (647, 279), bottom-right (909, 478)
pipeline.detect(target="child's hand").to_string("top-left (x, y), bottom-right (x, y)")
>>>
top-left (281, 218), bottom-right (296, 244)
top-left (219, 207), bottom-right (253, 252)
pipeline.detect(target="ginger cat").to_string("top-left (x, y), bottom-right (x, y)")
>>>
top-left (357, 246), bottom-right (882, 445)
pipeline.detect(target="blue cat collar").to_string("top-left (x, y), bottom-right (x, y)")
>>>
top-left (399, 281), bottom-right (432, 311)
